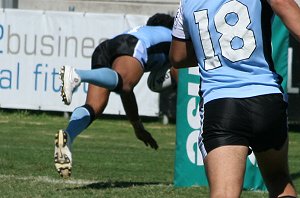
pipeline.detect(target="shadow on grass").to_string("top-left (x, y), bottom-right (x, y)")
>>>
top-left (64, 181), bottom-right (171, 190)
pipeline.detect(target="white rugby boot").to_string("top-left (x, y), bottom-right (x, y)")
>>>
top-left (60, 65), bottom-right (81, 105)
top-left (54, 130), bottom-right (72, 179)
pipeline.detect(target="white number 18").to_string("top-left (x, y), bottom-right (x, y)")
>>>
top-left (194, 1), bottom-right (256, 70)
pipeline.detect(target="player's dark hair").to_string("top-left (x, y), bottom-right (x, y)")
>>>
top-left (146, 13), bottom-right (174, 30)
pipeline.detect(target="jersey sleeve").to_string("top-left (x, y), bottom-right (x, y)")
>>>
top-left (172, 0), bottom-right (190, 40)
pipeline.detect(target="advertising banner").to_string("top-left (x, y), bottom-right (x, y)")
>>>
top-left (0, 9), bottom-right (159, 116)
top-left (174, 16), bottom-right (289, 190)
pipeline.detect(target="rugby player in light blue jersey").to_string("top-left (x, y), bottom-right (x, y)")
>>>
top-left (170, 0), bottom-right (300, 197)
top-left (54, 13), bottom-right (175, 178)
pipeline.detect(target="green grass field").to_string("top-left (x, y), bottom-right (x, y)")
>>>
top-left (0, 110), bottom-right (299, 197)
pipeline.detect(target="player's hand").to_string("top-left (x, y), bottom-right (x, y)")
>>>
top-left (134, 128), bottom-right (159, 150)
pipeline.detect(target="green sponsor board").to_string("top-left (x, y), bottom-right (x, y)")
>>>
top-left (272, 17), bottom-right (289, 92)
top-left (174, 16), bottom-right (288, 190)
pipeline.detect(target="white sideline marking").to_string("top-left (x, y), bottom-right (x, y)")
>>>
top-left (0, 174), bottom-right (97, 185)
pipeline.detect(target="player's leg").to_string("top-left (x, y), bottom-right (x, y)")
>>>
top-left (76, 67), bottom-right (121, 90)
top-left (54, 84), bottom-right (110, 178)
top-left (55, 37), bottom-right (117, 177)
top-left (60, 65), bottom-right (121, 105)
top-left (200, 98), bottom-right (252, 197)
top-left (254, 139), bottom-right (297, 198)
top-left (204, 145), bottom-right (249, 198)
top-left (249, 93), bottom-right (297, 197)
top-left (59, 56), bottom-right (143, 147)
top-left (66, 84), bottom-right (110, 143)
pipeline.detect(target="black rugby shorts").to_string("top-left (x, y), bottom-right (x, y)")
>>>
top-left (200, 93), bottom-right (288, 155)
top-left (91, 34), bottom-right (139, 69)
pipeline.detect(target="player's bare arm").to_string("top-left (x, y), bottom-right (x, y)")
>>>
top-left (268, 0), bottom-right (300, 41)
top-left (120, 90), bottom-right (158, 150)
top-left (169, 38), bottom-right (198, 69)
top-left (131, 119), bottom-right (159, 150)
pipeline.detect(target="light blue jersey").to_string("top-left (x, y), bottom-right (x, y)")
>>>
top-left (172, 0), bottom-right (283, 104)
top-left (122, 25), bottom-right (172, 72)
top-left (125, 25), bottom-right (172, 48)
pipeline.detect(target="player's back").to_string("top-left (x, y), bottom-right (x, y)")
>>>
top-left (176, 0), bottom-right (283, 103)
top-left (125, 25), bottom-right (172, 48)
top-left (125, 25), bottom-right (172, 72)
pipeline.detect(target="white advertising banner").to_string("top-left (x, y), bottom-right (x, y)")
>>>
top-left (0, 9), bottom-right (159, 116)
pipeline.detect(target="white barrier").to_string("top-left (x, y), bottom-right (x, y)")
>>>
top-left (0, 9), bottom-right (159, 116)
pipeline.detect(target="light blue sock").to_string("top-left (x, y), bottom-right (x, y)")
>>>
top-left (76, 68), bottom-right (119, 90)
top-left (66, 107), bottom-right (91, 143)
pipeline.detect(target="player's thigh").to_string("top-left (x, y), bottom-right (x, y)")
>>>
top-left (112, 56), bottom-right (144, 91)
top-left (254, 138), bottom-right (290, 185)
top-left (204, 145), bottom-right (249, 197)
top-left (85, 84), bottom-right (110, 115)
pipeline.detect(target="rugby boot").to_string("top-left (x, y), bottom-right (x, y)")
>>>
top-left (54, 129), bottom-right (72, 179)
top-left (60, 65), bottom-right (81, 105)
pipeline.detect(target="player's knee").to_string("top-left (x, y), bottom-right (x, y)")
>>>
top-left (111, 72), bottom-right (124, 93)
top-left (81, 104), bottom-right (96, 123)
top-left (211, 189), bottom-right (241, 198)
top-left (121, 83), bottom-right (134, 93)
top-left (111, 72), bottom-right (134, 93)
